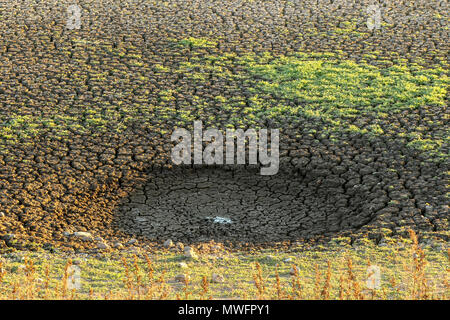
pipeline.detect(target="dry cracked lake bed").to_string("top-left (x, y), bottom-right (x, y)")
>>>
top-left (118, 166), bottom-right (372, 243)
top-left (0, 0), bottom-right (448, 300)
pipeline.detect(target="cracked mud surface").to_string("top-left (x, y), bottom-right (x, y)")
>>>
top-left (118, 167), bottom-right (371, 243)
top-left (115, 129), bottom-right (448, 244)
top-left (0, 0), bottom-right (448, 249)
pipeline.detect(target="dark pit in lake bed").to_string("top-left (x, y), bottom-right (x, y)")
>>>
top-left (116, 166), bottom-right (378, 243)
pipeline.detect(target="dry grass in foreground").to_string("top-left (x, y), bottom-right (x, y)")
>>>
top-left (0, 231), bottom-right (448, 300)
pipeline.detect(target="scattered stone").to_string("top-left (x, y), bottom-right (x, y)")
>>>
top-left (63, 231), bottom-right (72, 237)
top-left (283, 258), bottom-right (293, 263)
top-left (97, 242), bottom-right (110, 250)
top-left (290, 266), bottom-right (298, 275)
top-left (72, 232), bottom-right (94, 241)
top-left (176, 242), bottom-right (184, 251)
top-left (178, 262), bottom-right (188, 268)
top-left (163, 239), bottom-right (174, 248)
top-left (113, 242), bottom-right (124, 249)
top-left (184, 246), bottom-right (198, 259)
top-left (211, 273), bottom-right (225, 283)
top-left (175, 274), bottom-right (190, 283)
top-left (127, 238), bottom-right (138, 245)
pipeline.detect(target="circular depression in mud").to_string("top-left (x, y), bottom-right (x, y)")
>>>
top-left (116, 166), bottom-right (375, 243)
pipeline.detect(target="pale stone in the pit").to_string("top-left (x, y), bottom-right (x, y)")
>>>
top-left (178, 262), bottom-right (188, 268)
top-left (135, 217), bottom-right (147, 223)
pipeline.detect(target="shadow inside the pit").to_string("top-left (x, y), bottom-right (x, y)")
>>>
top-left (114, 164), bottom-right (376, 244)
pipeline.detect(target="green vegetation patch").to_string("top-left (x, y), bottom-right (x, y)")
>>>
top-left (1, 38), bottom-right (447, 160)
top-left (174, 48), bottom-right (448, 156)
top-left (246, 53), bottom-right (447, 120)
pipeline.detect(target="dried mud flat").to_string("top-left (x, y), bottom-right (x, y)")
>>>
top-left (0, 0), bottom-right (448, 251)
top-left (118, 166), bottom-right (368, 243)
